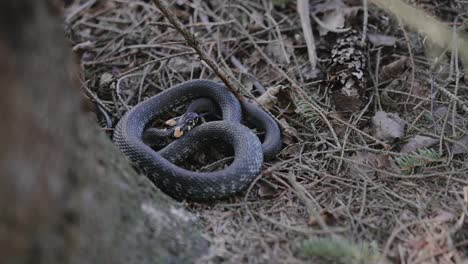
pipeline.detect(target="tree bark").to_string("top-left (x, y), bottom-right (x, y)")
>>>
top-left (0, 1), bottom-right (207, 263)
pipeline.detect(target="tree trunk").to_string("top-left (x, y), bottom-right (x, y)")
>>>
top-left (0, 1), bottom-right (207, 263)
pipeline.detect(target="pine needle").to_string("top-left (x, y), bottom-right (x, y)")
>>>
top-left (295, 99), bottom-right (320, 129)
top-left (396, 148), bottom-right (442, 172)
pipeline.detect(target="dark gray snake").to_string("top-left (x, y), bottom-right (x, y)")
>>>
top-left (113, 79), bottom-right (282, 201)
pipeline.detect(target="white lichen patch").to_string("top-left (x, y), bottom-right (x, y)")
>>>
top-left (141, 203), bottom-right (170, 224)
top-left (170, 206), bottom-right (198, 222)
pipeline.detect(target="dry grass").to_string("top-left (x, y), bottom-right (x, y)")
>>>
top-left (66, 0), bottom-right (468, 263)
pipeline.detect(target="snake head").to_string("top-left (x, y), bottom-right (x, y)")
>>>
top-left (166, 112), bottom-right (202, 138)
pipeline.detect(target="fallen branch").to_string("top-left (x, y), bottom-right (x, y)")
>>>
top-left (151, 0), bottom-right (246, 100)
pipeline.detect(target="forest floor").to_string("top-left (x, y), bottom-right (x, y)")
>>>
top-left (65, 0), bottom-right (468, 263)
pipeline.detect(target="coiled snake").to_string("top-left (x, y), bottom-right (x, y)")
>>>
top-left (113, 79), bottom-right (282, 201)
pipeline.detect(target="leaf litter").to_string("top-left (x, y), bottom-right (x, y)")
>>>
top-left (65, 0), bottom-right (468, 263)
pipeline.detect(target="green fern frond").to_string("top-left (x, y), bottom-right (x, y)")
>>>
top-left (396, 148), bottom-right (441, 172)
top-left (299, 237), bottom-right (384, 264)
top-left (295, 99), bottom-right (320, 128)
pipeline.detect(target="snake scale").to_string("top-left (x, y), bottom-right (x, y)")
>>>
top-left (113, 79), bottom-right (282, 201)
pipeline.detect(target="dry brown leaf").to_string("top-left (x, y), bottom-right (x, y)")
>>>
top-left (329, 111), bottom-right (347, 137)
top-left (91, 0), bottom-right (114, 14)
top-left (349, 151), bottom-right (377, 178)
top-left (451, 134), bottom-right (468, 154)
top-left (257, 84), bottom-right (292, 111)
top-left (344, 7), bottom-right (361, 19)
top-left (278, 118), bottom-right (301, 145)
top-left (368, 33), bottom-right (397, 46)
top-left (412, 81), bottom-right (430, 98)
top-left (372, 111), bottom-right (405, 142)
top-left (403, 213), bottom-right (459, 264)
top-left (317, 9), bottom-right (345, 36)
top-left (402, 209), bottom-right (459, 263)
top-left (432, 106), bottom-right (468, 136)
top-left (311, 0), bottom-right (346, 14)
top-left (372, 154), bottom-right (392, 169)
top-left (380, 56), bottom-right (408, 81)
top-left (257, 181), bottom-right (278, 198)
top-left (349, 151), bottom-right (395, 179)
top-left (282, 144), bottom-right (303, 158)
top-left (401, 135), bottom-right (439, 153)
top-left (256, 85), bottom-right (282, 110)
top-left (311, 0), bottom-right (360, 36)
top-left (308, 210), bottom-right (337, 226)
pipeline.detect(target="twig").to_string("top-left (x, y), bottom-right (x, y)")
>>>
top-left (286, 172), bottom-right (329, 231)
top-left (297, 0), bottom-right (317, 69)
top-left (265, 13), bottom-right (290, 64)
top-left (115, 51), bottom-right (195, 80)
top-left (397, 16), bottom-right (416, 112)
top-left (361, 0), bottom-right (368, 45)
top-left (432, 81), bottom-right (468, 114)
top-left (151, 0), bottom-right (246, 100)
top-left (230, 56), bottom-right (266, 94)
top-left (65, 0), bottom-right (97, 24)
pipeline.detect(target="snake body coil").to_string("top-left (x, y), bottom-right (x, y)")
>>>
top-left (113, 79), bottom-right (281, 201)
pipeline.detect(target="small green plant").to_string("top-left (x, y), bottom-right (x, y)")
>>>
top-left (396, 148), bottom-right (441, 172)
top-left (298, 237), bottom-right (384, 264)
top-left (295, 99), bottom-right (320, 129)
